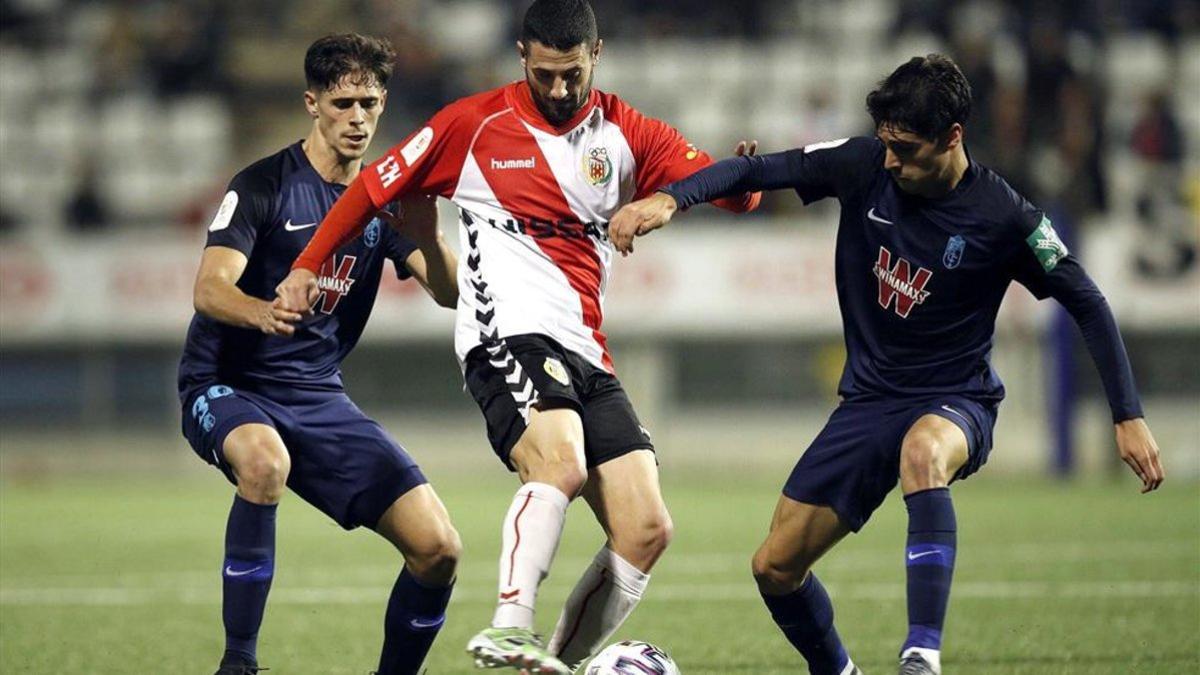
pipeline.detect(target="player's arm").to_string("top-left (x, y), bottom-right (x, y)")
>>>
top-left (193, 247), bottom-right (302, 335)
top-left (278, 106), bottom-right (471, 312)
top-left (195, 171), bottom-right (303, 335)
top-left (1013, 218), bottom-right (1164, 493)
top-left (611, 137), bottom-right (870, 254)
top-left (379, 193), bottom-right (459, 308)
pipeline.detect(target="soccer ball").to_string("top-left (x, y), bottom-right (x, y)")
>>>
top-left (584, 640), bottom-right (681, 674)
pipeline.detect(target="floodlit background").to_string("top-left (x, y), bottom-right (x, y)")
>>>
top-left (0, 1), bottom-right (1197, 673)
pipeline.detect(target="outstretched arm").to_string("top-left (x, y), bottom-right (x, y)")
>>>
top-left (1044, 259), bottom-right (1164, 492)
top-left (611, 146), bottom-right (800, 254)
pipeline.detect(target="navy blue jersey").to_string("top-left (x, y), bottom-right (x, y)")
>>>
top-left (662, 137), bottom-right (1142, 420)
top-left (179, 142), bottom-right (419, 393)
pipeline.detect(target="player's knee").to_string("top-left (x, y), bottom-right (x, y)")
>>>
top-left (629, 510), bottom-right (674, 559)
top-left (233, 439), bottom-right (290, 501)
top-left (407, 525), bottom-right (462, 586)
top-left (535, 447), bottom-right (588, 497)
top-left (751, 544), bottom-right (808, 593)
top-left (900, 433), bottom-right (947, 487)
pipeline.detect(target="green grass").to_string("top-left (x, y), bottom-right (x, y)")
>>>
top-left (2, 470), bottom-right (1197, 674)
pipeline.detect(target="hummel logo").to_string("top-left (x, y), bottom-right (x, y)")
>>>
top-left (907, 550), bottom-right (940, 561)
top-left (490, 156), bottom-right (536, 170)
top-left (284, 219), bottom-right (318, 231)
top-left (867, 208), bottom-right (894, 225)
top-left (224, 564), bottom-right (264, 577)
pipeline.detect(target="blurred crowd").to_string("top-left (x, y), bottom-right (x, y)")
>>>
top-left (0, 0), bottom-right (1196, 280)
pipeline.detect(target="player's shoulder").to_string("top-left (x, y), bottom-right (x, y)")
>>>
top-left (967, 160), bottom-right (1040, 235)
top-left (432, 84), bottom-right (514, 129)
top-left (228, 143), bottom-right (302, 197)
top-left (798, 136), bottom-right (883, 164)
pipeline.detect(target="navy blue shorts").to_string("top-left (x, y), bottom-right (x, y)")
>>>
top-left (181, 382), bottom-right (427, 530)
top-left (783, 394), bottom-right (998, 532)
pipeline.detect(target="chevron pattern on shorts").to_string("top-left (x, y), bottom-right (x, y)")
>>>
top-left (463, 211), bottom-right (538, 421)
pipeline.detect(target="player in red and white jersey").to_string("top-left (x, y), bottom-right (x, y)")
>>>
top-left (278, 2), bottom-right (759, 671)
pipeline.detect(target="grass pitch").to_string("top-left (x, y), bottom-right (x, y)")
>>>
top-left (1, 468), bottom-right (1197, 674)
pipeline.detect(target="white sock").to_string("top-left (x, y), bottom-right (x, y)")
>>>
top-left (901, 646), bottom-right (941, 673)
top-left (492, 482), bottom-right (571, 629)
top-left (548, 546), bottom-right (650, 667)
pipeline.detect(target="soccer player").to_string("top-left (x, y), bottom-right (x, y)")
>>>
top-left (608, 54), bottom-right (1165, 675)
top-left (178, 34), bottom-right (461, 675)
top-left (275, 2), bottom-right (760, 672)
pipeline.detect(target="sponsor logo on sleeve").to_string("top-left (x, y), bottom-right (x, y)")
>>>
top-left (400, 126), bottom-right (434, 166)
top-left (684, 143), bottom-right (699, 161)
top-left (376, 156), bottom-right (403, 189)
top-left (803, 137), bottom-right (850, 154)
top-left (1025, 215), bottom-right (1069, 272)
top-left (208, 191), bottom-right (238, 232)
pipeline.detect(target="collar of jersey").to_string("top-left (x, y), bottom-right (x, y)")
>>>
top-left (507, 81), bottom-right (600, 136)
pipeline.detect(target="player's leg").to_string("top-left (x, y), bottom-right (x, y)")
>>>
top-left (751, 496), bottom-right (859, 675)
top-left (495, 405), bottom-right (587, 627)
top-left (896, 413), bottom-right (970, 675)
top-left (218, 422), bottom-right (291, 674)
top-left (373, 483), bottom-right (462, 675)
top-left (547, 449), bottom-right (671, 667)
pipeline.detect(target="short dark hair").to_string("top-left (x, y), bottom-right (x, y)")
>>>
top-left (304, 33), bottom-right (396, 92)
top-left (521, 0), bottom-right (598, 51)
top-left (866, 54), bottom-right (972, 140)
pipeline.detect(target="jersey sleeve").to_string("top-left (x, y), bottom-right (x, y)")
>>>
top-left (1008, 198), bottom-right (1144, 422)
top-left (204, 168), bottom-right (277, 256)
top-left (660, 136), bottom-right (879, 210)
top-left (360, 102), bottom-right (479, 207)
top-left (615, 102), bottom-right (756, 211)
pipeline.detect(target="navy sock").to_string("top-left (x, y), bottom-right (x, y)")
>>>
top-left (760, 574), bottom-right (850, 675)
top-left (377, 567), bottom-right (453, 675)
top-left (903, 487), bottom-right (957, 653)
top-left (221, 495), bottom-right (277, 662)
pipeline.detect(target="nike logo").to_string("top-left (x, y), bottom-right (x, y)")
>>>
top-left (224, 564), bottom-right (264, 577)
top-left (284, 219), bottom-right (318, 231)
top-left (940, 404), bottom-right (970, 423)
top-left (408, 615), bottom-right (445, 630)
top-left (867, 208), bottom-right (894, 225)
top-left (907, 550), bottom-right (941, 561)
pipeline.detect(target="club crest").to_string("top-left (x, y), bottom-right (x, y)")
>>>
top-left (543, 357), bottom-right (570, 386)
top-left (582, 146), bottom-right (613, 187)
top-left (364, 219), bottom-right (381, 248)
top-left (943, 234), bottom-right (965, 269)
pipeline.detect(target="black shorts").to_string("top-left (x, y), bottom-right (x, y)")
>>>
top-left (464, 334), bottom-right (654, 470)
top-left (180, 382), bottom-right (426, 530)
top-left (783, 394), bottom-right (998, 532)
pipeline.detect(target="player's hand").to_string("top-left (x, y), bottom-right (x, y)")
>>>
top-left (609, 192), bottom-right (678, 256)
top-left (254, 297), bottom-right (303, 336)
top-left (734, 139), bottom-right (759, 157)
top-left (275, 268), bottom-right (320, 316)
top-left (380, 193), bottom-right (440, 249)
top-left (1114, 417), bottom-right (1164, 493)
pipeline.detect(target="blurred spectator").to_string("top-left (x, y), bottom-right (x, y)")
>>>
top-left (1131, 91), bottom-right (1184, 166)
top-left (65, 157), bottom-right (111, 233)
top-left (1130, 91), bottom-right (1195, 280)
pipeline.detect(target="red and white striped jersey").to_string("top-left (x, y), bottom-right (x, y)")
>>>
top-left (361, 81), bottom-right (757, 372)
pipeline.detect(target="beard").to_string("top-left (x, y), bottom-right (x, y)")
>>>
top-left (528, 69), bottom-right (593, 126)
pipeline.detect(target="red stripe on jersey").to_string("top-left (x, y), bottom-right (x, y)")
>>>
top-left (471, 112), bottom-right (613, 371)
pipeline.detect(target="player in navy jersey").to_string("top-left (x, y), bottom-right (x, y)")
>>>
top-left (178, 34), bottom-right (461, 675)
top-left (609, 55), bottom-right (1164, 675)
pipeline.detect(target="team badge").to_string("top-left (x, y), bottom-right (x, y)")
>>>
top-left (1025, 215), bottom-right (1068, 271)
top-left (543, 357), bottom-right (570, 386)
top-left (364, 219), bottom-right (380, 248)
top-left (582, 146), bottom-right (613, 187)
top-left (943, 235), bottom-right (965, 269)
